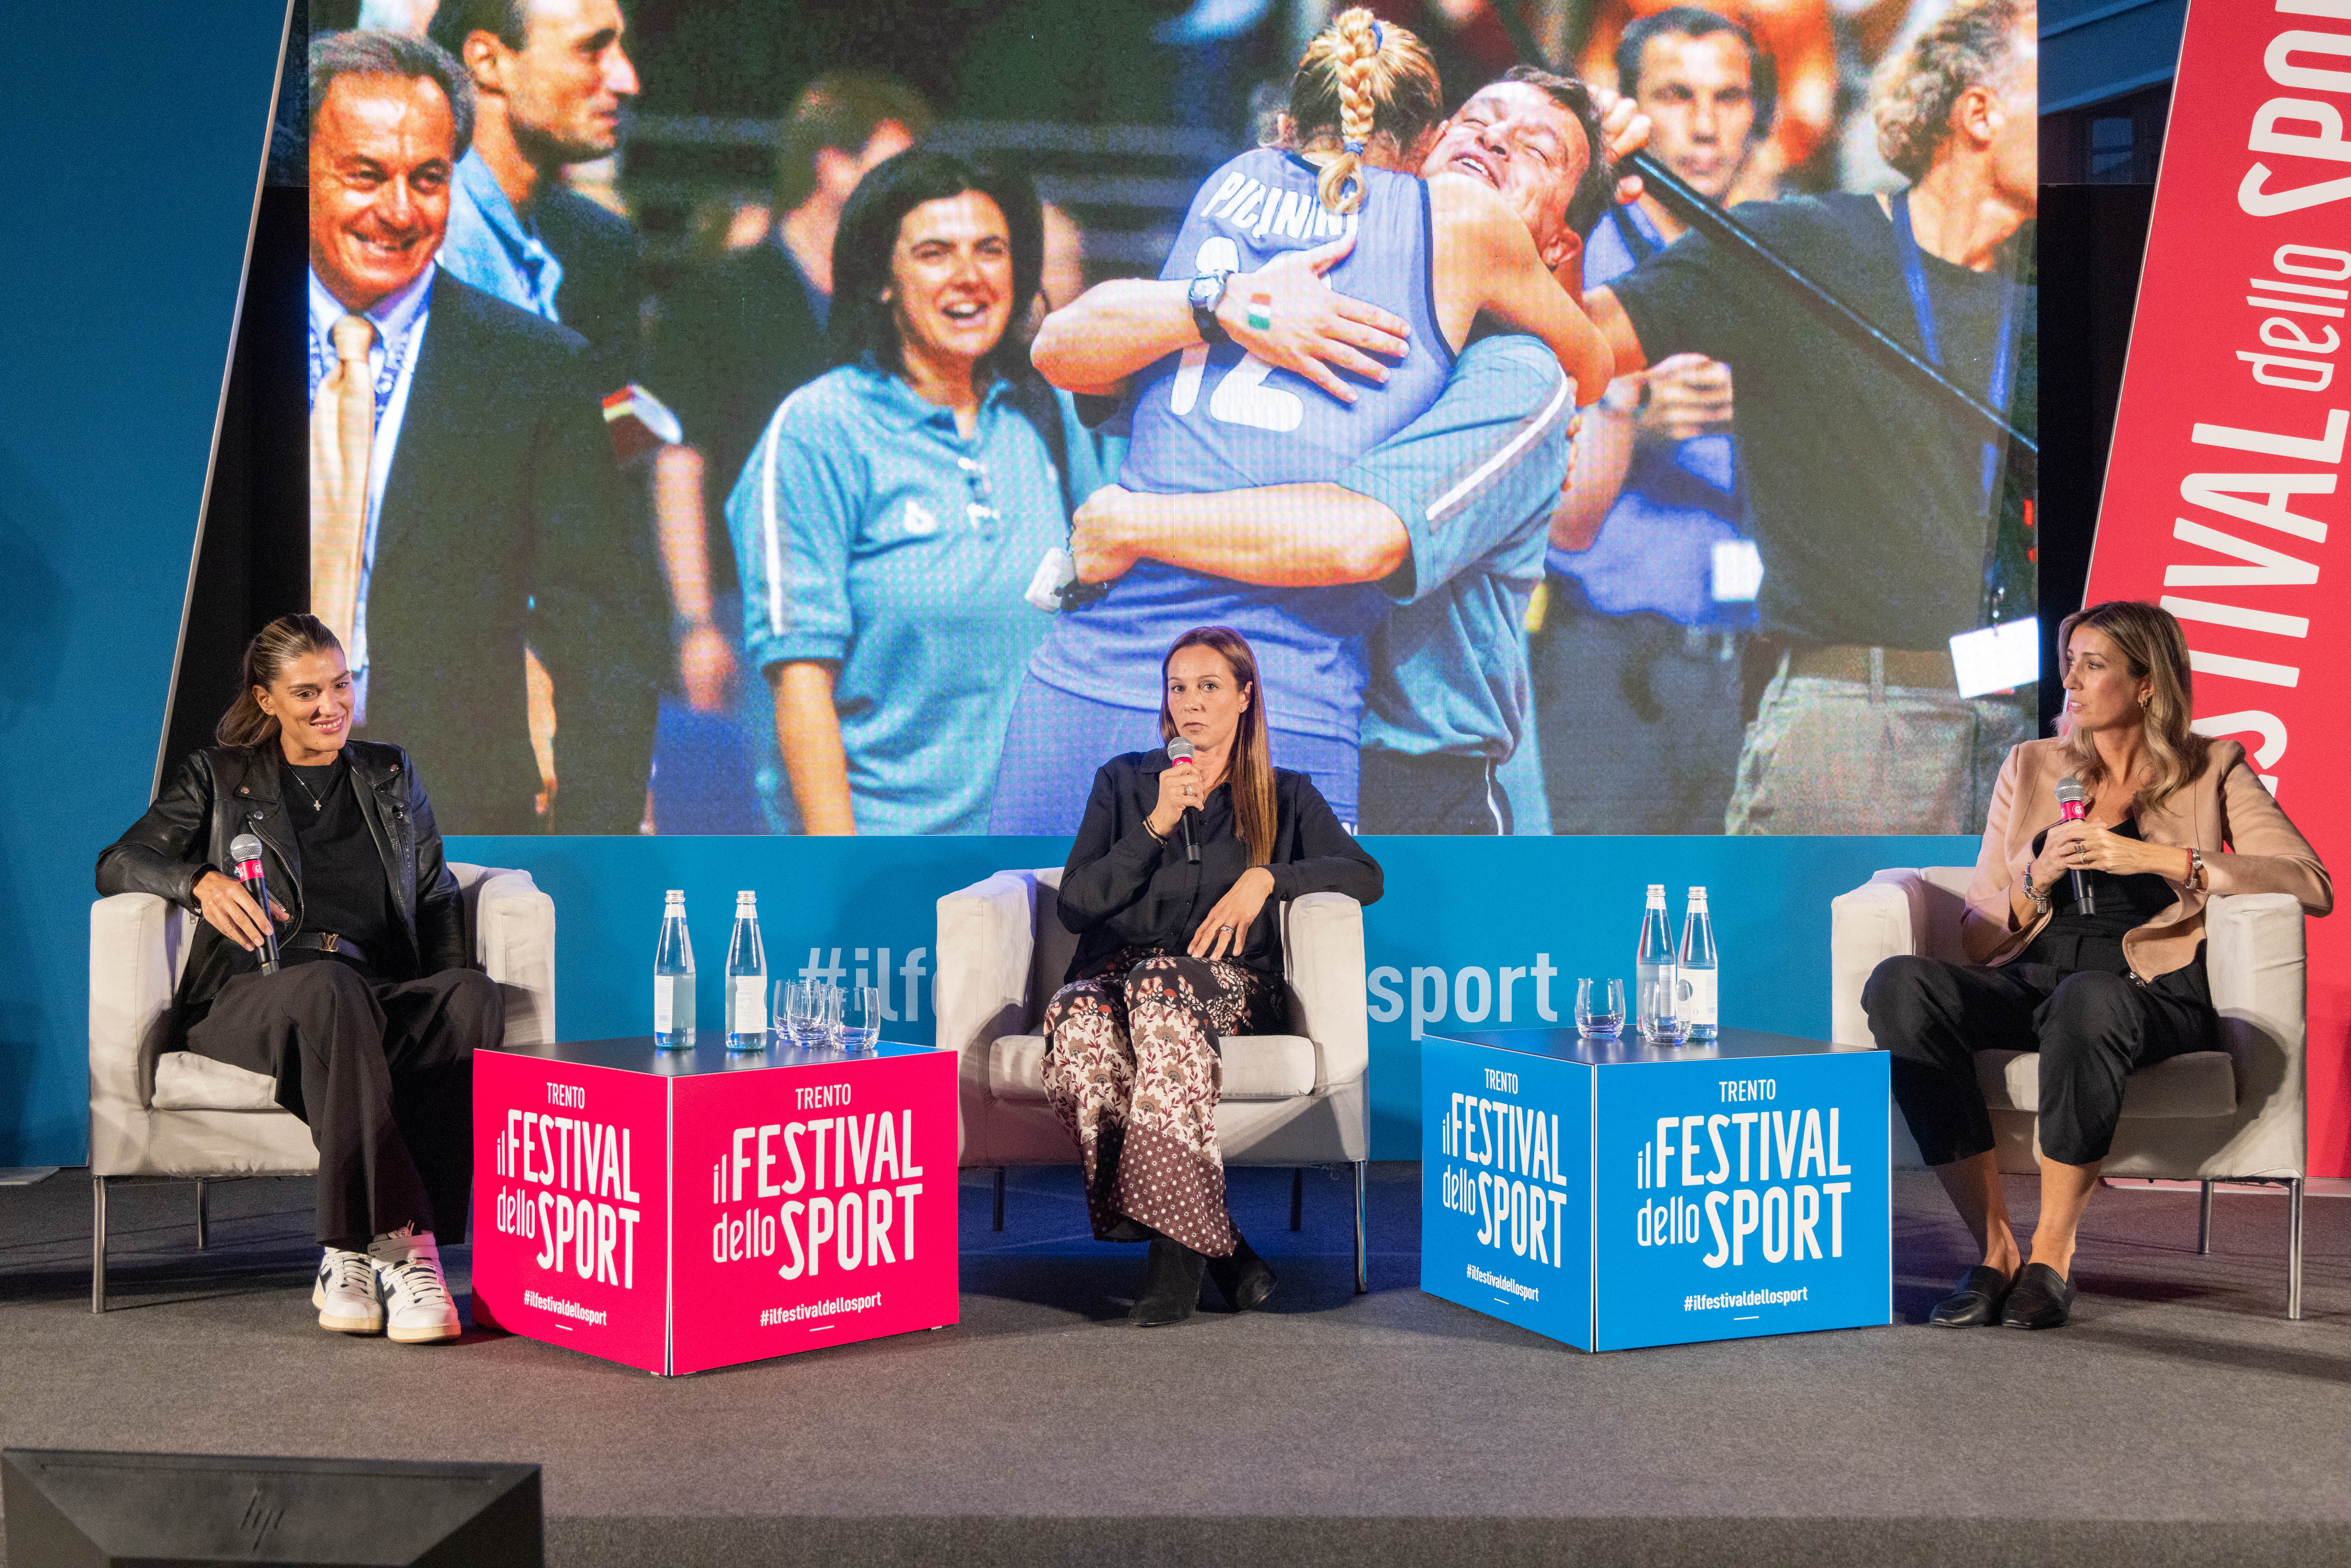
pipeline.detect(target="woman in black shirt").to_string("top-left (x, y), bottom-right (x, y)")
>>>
top-left (1043, 626), bottom-right (1382, 1325)
top-left (96, 615), bottom-right (500, 1345)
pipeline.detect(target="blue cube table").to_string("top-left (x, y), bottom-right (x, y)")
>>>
top-left (1421, 1027), bottom-right (1890, 1351)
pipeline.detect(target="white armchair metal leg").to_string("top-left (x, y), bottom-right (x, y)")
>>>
top-left (2290, 1178), bottom-right (2305, 1322)
top-left (1353, 1162), bottom-right (1367, 1294)
top-left (91, 1177), bottom-right (108, 1315)
top-left (2197, 1179), bottom-right (2213, 1255)
top-left (195, 1178), bottom-right (210, 1250)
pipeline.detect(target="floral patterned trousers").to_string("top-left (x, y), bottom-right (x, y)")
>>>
top-left (1040, 947), bottom-right (1284, 1257)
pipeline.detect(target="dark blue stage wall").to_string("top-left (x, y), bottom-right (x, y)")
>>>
top-left (0, 4), bottom-right (289, 1165)
top-left (444, 833), bottom-right (1972, 1161)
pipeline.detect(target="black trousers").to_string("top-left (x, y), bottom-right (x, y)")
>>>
top-left (1862, 954), bottom-right (2218, 1167)
top-left (185, 959), bottom-right (502, 1247)
top-left (1359, 749), bottom-right (1512, 834)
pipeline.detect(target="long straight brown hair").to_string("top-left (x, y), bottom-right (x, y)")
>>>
top-left (1161, 626), bottom-right (1277, 865)
top-left (2055, 599), bottom-right (2208, 811)
top-left (216, 614), bottom-right (343, 749)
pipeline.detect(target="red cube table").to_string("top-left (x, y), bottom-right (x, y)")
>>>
top-left (471, 1037), bottom-right (959, 1375)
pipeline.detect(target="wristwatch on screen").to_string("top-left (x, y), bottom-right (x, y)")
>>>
top-left (1189, 270), bottom-right (1235, 347)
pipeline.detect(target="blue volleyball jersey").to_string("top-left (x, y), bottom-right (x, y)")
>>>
top-left (1027, 147), bottom-right (1454, 743)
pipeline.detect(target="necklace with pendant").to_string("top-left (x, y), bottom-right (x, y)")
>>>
top-left (286, 762), bottom-right (331, 813)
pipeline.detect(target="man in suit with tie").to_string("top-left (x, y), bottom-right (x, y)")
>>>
top-left (306, 29), bottom-right (660, 834)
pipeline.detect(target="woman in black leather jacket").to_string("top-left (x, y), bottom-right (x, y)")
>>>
top-left (96, 614), bottom-right (500, 1344)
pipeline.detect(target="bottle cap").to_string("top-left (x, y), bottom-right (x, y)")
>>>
top-left (1646, 883), bottom-right (1666, 898)
top-left (665, 889), bottom-right (684, 900)
top-left (737, 890), bottom-right (757, 904)
top-left (1688, 886), bottom-right (1707, 900)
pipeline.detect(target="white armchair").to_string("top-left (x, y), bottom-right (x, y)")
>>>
top-left (86, 862), bottom-right (556, 1311)
top-left (937, 867), bottom-right (1371, 1290)
top-left (1831, 866), bottom-right (2310, 1317)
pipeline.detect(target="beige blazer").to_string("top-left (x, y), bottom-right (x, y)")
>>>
top-left (1962, 737), bottom-right (2332, 979)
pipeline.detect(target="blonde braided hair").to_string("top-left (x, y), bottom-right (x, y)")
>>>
top-left (1289, 8), bottom-right (1443, 215)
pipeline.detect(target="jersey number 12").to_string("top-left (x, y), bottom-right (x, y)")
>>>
top-left (1167, 237), bottom-right (1304, 434)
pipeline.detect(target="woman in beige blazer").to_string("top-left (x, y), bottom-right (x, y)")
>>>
top-left (1864, 601), bottom-right (2330, 1330)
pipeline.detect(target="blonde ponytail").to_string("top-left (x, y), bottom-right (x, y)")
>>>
top-left (1321, 9), bottom-right (1382, 214)
top-left (1289, 8), bottom-right (1443, 215)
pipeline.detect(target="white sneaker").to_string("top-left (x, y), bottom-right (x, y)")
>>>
top-left (312, 1247), bottom-right (383, 1334)
top-left (368, 1226), bottom-right (461, 1344)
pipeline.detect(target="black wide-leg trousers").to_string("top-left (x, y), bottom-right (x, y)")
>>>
top-left (1863, 955), bottom-right (2219, 1167)
top-left (186, 960), bottom-right (503, 1247)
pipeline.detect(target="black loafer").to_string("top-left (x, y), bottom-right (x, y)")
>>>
top-left (1999, 1261), bottom-right (2076, 1329)
top-left (1926, 1264), bottom-right (2013, 1327)
top-left (1206, 1234), bottom-right (1277, 1312)
top-left (1130, 1238), bottom-right (1207, 1326)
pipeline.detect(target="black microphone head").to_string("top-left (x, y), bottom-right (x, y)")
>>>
top-left (2054, 775), bottom-right (2087, 806)
top-left (228, 833), bottom-right (264, 864)
top-left (1166, 738), bottom-right (1197, 764)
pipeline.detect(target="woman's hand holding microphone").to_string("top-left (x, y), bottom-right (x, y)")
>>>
top-left (1149, 764), bottom-right (1199, 842)
top-left (193, 868), bottom-right (287, 952)
top-left (2030, 818), bottom-right (2197, 902)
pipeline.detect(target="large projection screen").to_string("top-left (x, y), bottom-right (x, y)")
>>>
top-left (295, 0), bottom-right (2038, 840)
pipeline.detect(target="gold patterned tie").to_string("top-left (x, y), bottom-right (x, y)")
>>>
top-left (309, 314), bottom-right (377, 658)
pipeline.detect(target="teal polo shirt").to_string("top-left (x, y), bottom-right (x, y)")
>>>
top-left (1343, 335), bottom-right (1574, 760)
top-left (726, 359), bottom-right (1064, 834)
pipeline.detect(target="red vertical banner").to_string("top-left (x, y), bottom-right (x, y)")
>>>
top-left (2090, 0), bottom-right (2351, 1174)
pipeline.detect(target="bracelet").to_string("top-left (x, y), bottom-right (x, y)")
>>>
top-left (1142, 817), bottom-right (1167, 844)
top-left (2021, 866), bottom-right (2051, 912)
top-left (2187, 846), bottom-right (2204, 890)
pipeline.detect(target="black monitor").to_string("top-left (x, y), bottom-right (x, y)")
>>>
top-left (2, 1449), bottom-right (541, 1567)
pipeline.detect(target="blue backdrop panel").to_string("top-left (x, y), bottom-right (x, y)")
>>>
top-left (1, 2), bottom-right (287, 1165)
top-left (447, 833), bottom-right (1973, 1163)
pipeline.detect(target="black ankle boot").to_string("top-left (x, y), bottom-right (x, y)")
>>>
top-left (1130, 1238), bottom-right (1206, 1326)
top-left (1206, 1233), bottom-right (1277, 1312)
top-left (1102, 1215), bottom-right (1155, 1244)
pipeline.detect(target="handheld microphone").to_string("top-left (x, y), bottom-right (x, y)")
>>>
top-left (2054, 775), bottom-right (2096, 916)
top-left (1165, 738), bottom-right (1202, 863)
top-left (228, 833), bottom-right (281, 974)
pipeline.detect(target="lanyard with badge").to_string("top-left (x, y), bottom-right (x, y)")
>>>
top-left (1893, 189), bottom-right (2034, 698)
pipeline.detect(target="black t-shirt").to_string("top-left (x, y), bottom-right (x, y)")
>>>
top-left (2021, 818), bottom-right (2209, 1005)
top-left (283, 756), bottom-right (398, 965)
top-left (1605, 191), bottom-right (2037, 649)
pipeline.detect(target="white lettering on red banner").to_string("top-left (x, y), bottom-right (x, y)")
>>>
top-left (2091, 0), bottom-right (2349, 1173)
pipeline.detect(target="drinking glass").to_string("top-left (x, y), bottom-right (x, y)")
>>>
top-left (1576, 978), bottom-right (1626, 1037)
top-left (835, 985), bottom-right (882, 1052)
top-left (1638, 973), bottom-right (1687, 1043)
top-left (782, 979), bottom-right (836, 1050)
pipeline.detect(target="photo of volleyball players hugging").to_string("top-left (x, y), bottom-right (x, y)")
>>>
top-left (316, 1), bottom-right (2034, 839)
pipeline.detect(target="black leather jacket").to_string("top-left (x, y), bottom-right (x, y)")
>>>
top-left (95, 741), bottom-right (469, 1021)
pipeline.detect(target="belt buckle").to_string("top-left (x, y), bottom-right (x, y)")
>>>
top-left (319, 933), bottom-right (340, 955)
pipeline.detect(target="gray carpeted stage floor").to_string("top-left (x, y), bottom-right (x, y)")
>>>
top-left (3, 1163), bottom-right (2348, 1567)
